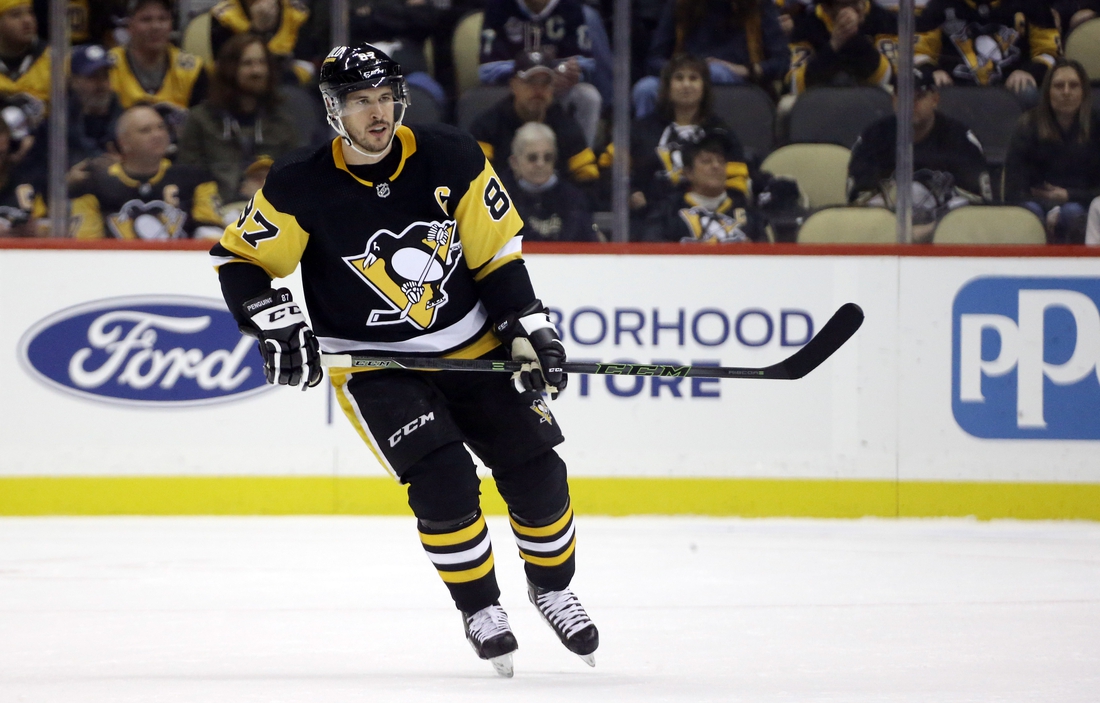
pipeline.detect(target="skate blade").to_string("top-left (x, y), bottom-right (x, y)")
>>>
top-left (490, 652), bottom-right (514, 678)
top-left (578, 652), bottom-right (596, 667)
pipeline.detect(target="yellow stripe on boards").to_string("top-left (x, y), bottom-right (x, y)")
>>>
top-left (437, 553), bottom-right (495, 584)
top-left (1, 477), bottom-right (1100, 521)
top-left (419, 515), bottom-right (487, 547)
top-left (509, 505), bottom-right (573, 538)
top-left (520, 538), bottom-right (576, 567)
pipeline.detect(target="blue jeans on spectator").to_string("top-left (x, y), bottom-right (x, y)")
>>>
top-left (1022, 200), bottom-right (1089, 244)
top-left (632, 62), bottom-right (748, 118)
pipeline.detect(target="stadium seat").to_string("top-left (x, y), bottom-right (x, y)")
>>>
top-left (404, 85), bottom-right (442, 124)
top-left (788, 87), bottom-right (893, 148)
top-left (936, 86), bottom-right (1021, 166)
top-left (180, 11), bottom-right (213, 66)
top-left (711, 85), bottom-right (776, 161)
top-left (760, 143), bottom-right (852, 209)
top-left (933, 206), bottom-right (1046, 244)
top-left (456, 84), bottom-right (509, 132)
top-left (1066, 18), bottom-right (1100, 83)
top-left (452, 11), bottom-right (484, 96)
top-left (797, 207), bottom-right (897, 243)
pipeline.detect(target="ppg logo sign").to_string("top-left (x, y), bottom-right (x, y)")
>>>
top-left (952, 277), bottom-right (1100, 439)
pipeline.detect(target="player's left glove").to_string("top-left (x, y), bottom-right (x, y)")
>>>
top-left (242, 288), bottom-right (323, 390)
top-left (493, 300), bottom-right (567, 399)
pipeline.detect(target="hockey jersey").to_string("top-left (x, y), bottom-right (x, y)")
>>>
top-left (787, 1), bottom-right (898, 94)
top-left (108, 45), bottom-right (207, 111)
top-left (0, 41), bottom-right (51, 116)
top-left (0, 170), bottom-right (46, 235)
top-left (914, 0), bottom-right (1061, 86)
top-left (480, 0), bottom-right (593, 68)
top-left (210, 0), bottom-right (310, 58)
top-left (643, 190), bottom-right (767, 243)
top-left (69, 160), bottom-right (223, 240)
top-left (211, 124), bottom-right (530, 359)
top-left (470, 97), bottom-right (598, 183)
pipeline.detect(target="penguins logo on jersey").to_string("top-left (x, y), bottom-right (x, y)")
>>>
top-left (343, 219), bottom-right (462, 330)
top-left (530, 397), bottom-right (554, 425)
top-left (949, 23), bottom-right (1020, 84)
top-left (108, 199), bottom-right (187, 240)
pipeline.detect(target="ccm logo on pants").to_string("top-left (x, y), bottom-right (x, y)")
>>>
top-left (952, 277), bottom-right (1100, 439)
top-left (389, 412), bottom-right (435, 447)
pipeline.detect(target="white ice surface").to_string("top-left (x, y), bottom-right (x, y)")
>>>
top-left (1, 517), bottom-right (1098, 702)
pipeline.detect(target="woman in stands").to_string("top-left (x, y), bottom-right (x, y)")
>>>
top-left (177, 33), bottom-right (305, 206)
top-left (615, 53), bottom-right (750, 233)
top-left (1005, 59), bottom-right (1100, 244)
top-left (633, 0), bottom-right (791, 117)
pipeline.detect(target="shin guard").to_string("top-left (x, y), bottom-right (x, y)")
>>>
top-left (509, 501), bottom-right (576, 592)
top-left (418, 510), bottom-right (500, 613)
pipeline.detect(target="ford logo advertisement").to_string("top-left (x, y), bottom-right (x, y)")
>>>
top-left (18, 296), bottom-right (269, 407)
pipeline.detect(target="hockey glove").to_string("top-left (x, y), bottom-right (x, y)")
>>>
top-left (242, 288), bottom-right (323, 390)
top-left (493, 300), bottom-right (567, 399)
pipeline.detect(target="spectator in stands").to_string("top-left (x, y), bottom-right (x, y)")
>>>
top-left (177, 33), bottom-right (303, 203)
top-left (70, 104), bottom-right (223, 239)
top-left (0, 0), bottom-right (50, 127)
top-left (1005, 59), bottom-right (1100, 244)
top-left (0, 116), bottom-right (44, 237)
top-left (348, 0), bottom-right (448, 111)
top-left (470, 48), bottom-right (598, 188)
top-left (480, 0), bottom-right (602, 148)
top-left (1055, 0), bottom-right (1100, 33)
top-left (849, 66), bottom-right (992, 241)
top-left (501, 122), bottom-right (600, 242)
top-left (787, 0), bottom-right (898, 95)
top-left (611, 54), bottom-right (750, 224)
top-left (635, 0), bottom-right (791, 118)
top-left (68, 44), bottom-right (123, 169)
top-left (915, 0), bottom-right (1060, 105)
top-left (209, 0), bottom-right (313, 84)
top-left (109, 0), bottom-right (207, 129)
top-left (643, 130), bottom-right (766, 243)
top-left (33, 0), bottom-right (125, 46)
top-left (1086, 196), bottom-right (1100, 244)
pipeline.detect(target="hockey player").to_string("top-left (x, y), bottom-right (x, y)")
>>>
top-left (208, 43), bottom-right (599, 678)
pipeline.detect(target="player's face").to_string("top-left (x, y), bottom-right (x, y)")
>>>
top-left (129, 4), bottom-right (173, 54)
top-left (237, 42), bottom-right (270, 96)
top-left (669, 69), bottom-right (704, 113)
top-left (1049, 66), bottom-right (1084, 118)
top-left (340, 86), bottom-right (397, 153)
top-left (686, 150), bottom-right (727, 197)
top-left (512, 137), bottom-right (556, 186)
top-left (0, 5), bottom-right (38, 48)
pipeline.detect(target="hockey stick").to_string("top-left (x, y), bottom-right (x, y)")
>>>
top-left (323, 303), bottom-right (863, 380)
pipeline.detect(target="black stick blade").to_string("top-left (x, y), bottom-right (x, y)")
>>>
top-left (772, 303), bottom-right (864, 379)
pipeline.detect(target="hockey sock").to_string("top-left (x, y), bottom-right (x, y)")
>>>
top-left (509, 500), bottom-right (576, 592)
top-left (418, 509), bottom-right (501, 613)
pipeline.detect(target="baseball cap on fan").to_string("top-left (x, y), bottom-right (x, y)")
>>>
top-left (71, 44), bottom-right (111, 76)
top-left (514, 46), bottom-right (559, 80)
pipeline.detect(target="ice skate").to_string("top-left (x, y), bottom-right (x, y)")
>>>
top-left (462, 604), bottom-right (518, 677)
top-left (528, 583), bottom-right (599, 666)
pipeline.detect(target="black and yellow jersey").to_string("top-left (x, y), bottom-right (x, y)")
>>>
top-left (915, 0), bottom-right (1060, 86)
top-left (0, 170), bottom-right (46, 231)
top-left (211, 124), bottom-right (533, 360)
top-left (0, 40), bottom-right (51, 110)
top-left (210, 0), bottom-right (310, 59)
top-left (69, 159), bottom-right (223, 239)
top-left (787, 1), bottom-right (898, 95)
top-left (108, 45), bottom-right (207, 110)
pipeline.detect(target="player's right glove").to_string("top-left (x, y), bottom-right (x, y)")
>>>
top-left (493, 300), bottom-right (567, 399)
top-left (242, 288), bottom-right (322, 390)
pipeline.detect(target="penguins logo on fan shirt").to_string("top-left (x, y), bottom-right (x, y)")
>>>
top-left (944, 15), bottom-right (1020, 84)
top-left (107, 199), bottom-right (187, 240)
top-left (343, 220), bottom-right (461, 330)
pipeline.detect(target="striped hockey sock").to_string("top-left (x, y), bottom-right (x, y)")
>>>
top-left (509, 501), bottom-right (577, 591)
top-left (418, 510), bottom-right (500, 613)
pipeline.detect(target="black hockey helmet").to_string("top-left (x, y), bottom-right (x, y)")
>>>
top-left (319, 43), bottom-right (409, 121)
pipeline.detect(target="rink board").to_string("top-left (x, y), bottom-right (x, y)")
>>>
top-left (2, 243), bottom-right (1099, 517)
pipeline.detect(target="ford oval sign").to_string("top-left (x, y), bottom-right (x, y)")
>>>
top-left (18, 295), bottom-right (270, 407)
